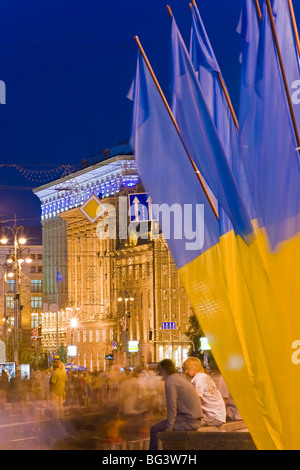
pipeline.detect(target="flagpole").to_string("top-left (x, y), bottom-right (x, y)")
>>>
top-left (134, 35), bottom-right (219, 220)
top-left (288, 0), bottom-right (300, 59)
top-left (56, 280), bottom-right (59, 352)
top-left (254, 0), bottom-right (262, 22)
top-left (187, 1), bottom-right (239, 130)
top-left (266, 0), bottom-right (300, 150)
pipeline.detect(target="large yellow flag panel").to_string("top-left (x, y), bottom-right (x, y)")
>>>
top-left (180, 227), bottom-right (300, 450)
top-left (178, 237), bottom-right (277, 450)
top-left (176, 0), bottom-right (300, 447)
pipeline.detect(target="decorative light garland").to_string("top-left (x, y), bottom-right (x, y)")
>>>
top-left (0, 163), bottom-right (79, 183)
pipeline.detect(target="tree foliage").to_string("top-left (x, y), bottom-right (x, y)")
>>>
top-left (185, 312), bottom-right (218, 370)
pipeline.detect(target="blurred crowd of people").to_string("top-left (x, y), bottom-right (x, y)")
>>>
top-left (0, 356), bottom-right (241, 449)
top-left (64, 366), bottom-right (166, 417)
top-left (0, 361), bottom-right (166, 422)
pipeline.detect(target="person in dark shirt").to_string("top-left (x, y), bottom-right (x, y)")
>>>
top-left (149, 359), bottom-right (203, 450)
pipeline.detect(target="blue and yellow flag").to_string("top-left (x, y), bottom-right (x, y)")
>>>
top-left (130, 41), bottom-right (277, 449)
top-left (189, 2), bottom-right (253, 233)
top-left (236, 0), bottom-right (300, 449)
top-left (171, 8), bottom-right (284, 450)
top-left (170, 17), bottom-right (253, 244)
top-left (237, 0), bottom-right (263, 223)
top-left (238, 0), bottom-right (261, 135)
top-left (189, 1), bottom-right (221, 118)
top-left (56, 271), bottom-right (64, 283)
top-left (129, 50), bottom-right (220, 269)
top-left (271, 0), bottom-right (300, 132)
top-left (252, 2), bottom-right (300, 251)
top-left (130, 0), bottom-right (300, 450)
top-left (189, 0), bottom-right (300, 449)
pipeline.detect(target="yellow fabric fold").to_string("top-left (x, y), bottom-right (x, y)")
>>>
top-left (179, 227), bottom-right (300, 449)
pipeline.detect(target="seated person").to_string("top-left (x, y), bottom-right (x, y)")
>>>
top-left (183, 357), bottom-right (226, 427)
top-left (149, 359), bottom-right (203, 451)
top-left (210, 368), bottom-right (242, 422)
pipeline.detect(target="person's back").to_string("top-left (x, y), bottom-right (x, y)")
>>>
top-left (192, 371), bottom-right (226, 425)
top-left (165, 372), bottom-right (203, 429)
top-left (50, 360), bottom-right (67, 419)
top-left (149, 359), bottom-right (203, 451)
top-left (50, 366), bottom-right (66, 397)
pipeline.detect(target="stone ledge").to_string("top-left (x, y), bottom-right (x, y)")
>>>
top-left (158, 424), bottom-right (256, 451)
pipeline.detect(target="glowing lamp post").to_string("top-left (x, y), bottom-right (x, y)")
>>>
top-left (69, 317), bottom-right (78, 370)
top-left (118, 294), bottom-right (134, 368)
top-left (200, 337), bottom-right (211, 370)
top-left (0, 222), bottom-right (32, 365)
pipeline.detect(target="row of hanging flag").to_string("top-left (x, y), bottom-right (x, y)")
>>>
top-left (129, 0), bottom-right (300, 450)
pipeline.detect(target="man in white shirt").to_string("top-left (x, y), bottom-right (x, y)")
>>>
top-left (183, 357), bottom-right (226, 427)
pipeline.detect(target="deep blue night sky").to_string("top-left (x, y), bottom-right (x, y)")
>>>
top-left (0, 0), bottom-right (299, 232)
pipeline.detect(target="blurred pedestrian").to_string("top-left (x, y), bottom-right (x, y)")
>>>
top-left (210, 367), bottom-right (242, 421)
top-left (9, 369), bottom-right (23, 403)
top-left (50, 356), bottom-right (67, 418)
top-left (0, 370), bottom-right (8, 409)
top-left (149, 359), bottom-right (203, 451)
top-left (77, 372), bottom-right (88, 407)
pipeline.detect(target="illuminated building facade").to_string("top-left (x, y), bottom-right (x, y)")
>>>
top-left (34, 153), bottom-right (139, 361)
top-left (34, 150), bottom-right (193, 369)
top-left (113, 237), bottom-right (192, 368)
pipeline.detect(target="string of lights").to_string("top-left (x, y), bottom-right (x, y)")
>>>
top-left (0, 163), bottom-right (79, 184)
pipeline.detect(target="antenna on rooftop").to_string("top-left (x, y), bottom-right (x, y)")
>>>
top-left (55, 165), bottom-right (81, 195)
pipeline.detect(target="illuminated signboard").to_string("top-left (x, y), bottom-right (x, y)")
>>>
top-left (128, 341), bottom-right (139, 352)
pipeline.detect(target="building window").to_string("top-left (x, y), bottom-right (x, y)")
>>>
top-left (31, 314), bottom-right (38, 329)
top-left (83, 330), bottom-right (87, 343)
top-left (96, 330), bottom-right (100, 342)
top-left (31, 296), bottom-right (42, 309)
top-left (6, 296), bottom-right (14, 310)
top-left (6, 280), bottom-right (15, 293)
top-left (158, 346), bottom-right (164, 361)
top-left (31, 280), bottom-right (42, 292)
top-left (89, 330), bottom-right (93, 343)
top-left (31, 313), bottom-right (42, 329)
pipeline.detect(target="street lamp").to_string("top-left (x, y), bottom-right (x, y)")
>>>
top-left (18, 237), bottom-right (27, 246)
top-left (0, 221), bottom-right (32, 365)
top-left (200, 337), bottom-right (211, 370)
top-left (69, 317), bottom-right (78, 370)
top-left (0, 262), bottom-right (14, 337)
top-left (0, 235), bottom-right (8, 245)
top-left (118, 293), bottom-right (134, 368)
